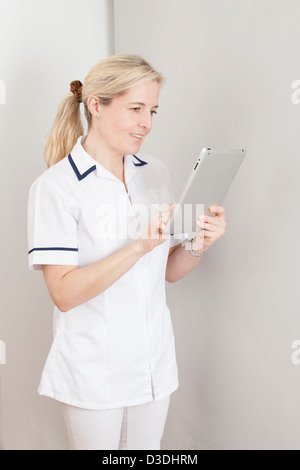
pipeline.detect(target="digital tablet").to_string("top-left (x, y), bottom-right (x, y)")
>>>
top-left (166, 147), bottom-right (247, 236)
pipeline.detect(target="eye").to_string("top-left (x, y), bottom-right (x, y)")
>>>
top-left (130, 108), bottom-right (158, 116)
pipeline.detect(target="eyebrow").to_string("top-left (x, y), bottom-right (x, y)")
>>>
top-left (128, 102), bottom-right (159, 109)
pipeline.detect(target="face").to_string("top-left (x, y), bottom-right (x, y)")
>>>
top-left (91, 80), bottom-right (160, 158)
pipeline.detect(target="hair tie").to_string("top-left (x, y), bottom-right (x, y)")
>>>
top-left (70, 80), bottom-right (83, 103)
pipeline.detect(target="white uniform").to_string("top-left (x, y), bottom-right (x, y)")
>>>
top-left (27, 136), bottom-right (185, 410)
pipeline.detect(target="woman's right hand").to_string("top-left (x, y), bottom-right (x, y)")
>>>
top-left (136, 205), bottom-right (174, 255)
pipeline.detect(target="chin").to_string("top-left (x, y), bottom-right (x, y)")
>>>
top-left (127, 145), bottom-right (142, 155)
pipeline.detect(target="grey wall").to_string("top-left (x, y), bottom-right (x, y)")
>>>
top-left (114, 0), bottom-right (300, 450)
top-left (0, 0), bottom-right (114, 450)
top-left (1, 0), bottom-right (299, 451)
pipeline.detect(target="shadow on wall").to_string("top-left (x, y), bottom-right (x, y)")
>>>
top-left (0, 61), bottom-right (69, 449)
top-left (0, 78), bottom-right (5, 450)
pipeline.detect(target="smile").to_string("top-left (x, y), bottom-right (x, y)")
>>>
top-left (130, 134), bottom-right (143, 140)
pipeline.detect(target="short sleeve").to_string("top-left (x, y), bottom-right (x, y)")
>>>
top-left (27, 177), bottom-right (78, 270)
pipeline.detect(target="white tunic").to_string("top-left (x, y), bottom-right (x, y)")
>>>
top-left (27, 136), bottom-right (185, 410)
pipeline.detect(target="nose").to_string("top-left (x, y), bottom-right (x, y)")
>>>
top-left (138, 110), bottom-right (152, 132)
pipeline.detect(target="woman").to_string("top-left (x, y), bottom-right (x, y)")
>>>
top-left (27, 54), bottom-right (226, 450)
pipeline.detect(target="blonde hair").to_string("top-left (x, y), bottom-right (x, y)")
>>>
top-left (44, 54), bottom-right (164, 168)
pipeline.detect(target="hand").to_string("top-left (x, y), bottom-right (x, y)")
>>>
top-left (137, 205), bottom-right (174, 255)
top-left (192, 206), bottom-right (226, 253)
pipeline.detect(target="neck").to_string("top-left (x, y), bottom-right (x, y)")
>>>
top-left (82, 132), bottom-right (124, 179)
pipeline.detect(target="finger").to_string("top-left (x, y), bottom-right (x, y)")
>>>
top-left (169, 204), bottom-right (175, 213)
top-left (198, 215), bottom-right (218, 225)
top-left (196, 220), bottom-right (218, 232)
top-left (154, 210), bottom-right (168, 224)
top-left (166, 205), bottom-right (175, 214)
top-left (197, 220), bottom-right (225, 235)
top-left (158, 223), bottom-right (170, 240)
top-left (197, 216), bottom-right (225, 229)
top-left (208, 206), bottom-right (225, 216)
top-left (159, 227), bottom-right (170, 239)
top-left (162, 209), bottom-right (173, 223)
top-left (197, 220), bottom-right (225, 234)
top-left (201, 229), bottom-right (221, 240)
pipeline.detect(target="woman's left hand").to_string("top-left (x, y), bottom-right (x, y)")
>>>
top-left (192, 206), bottom-right (226, 253)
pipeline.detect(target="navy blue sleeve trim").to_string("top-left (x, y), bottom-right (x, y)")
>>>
top-left (28, 247), bottom-right (78, 255)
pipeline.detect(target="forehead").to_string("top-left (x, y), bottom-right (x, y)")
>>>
top-left (116, 80), bottom-right (160, 105)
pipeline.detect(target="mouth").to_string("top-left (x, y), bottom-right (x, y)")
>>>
top-left (130, 133), bottom-right (144, 140)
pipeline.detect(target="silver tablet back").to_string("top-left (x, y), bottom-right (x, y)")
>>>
top-left (167, 148), bottom-right (247, 237)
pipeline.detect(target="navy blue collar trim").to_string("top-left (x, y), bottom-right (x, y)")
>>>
top-left (68, 154), bottom-right (97, 181)
top-left (68, 153), bottom-right (148, 181)
top-left (133, 155), bottom-right (148, 166)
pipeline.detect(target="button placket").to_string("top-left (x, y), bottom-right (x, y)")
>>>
top-left (124, 184), bottom-right (142, 236)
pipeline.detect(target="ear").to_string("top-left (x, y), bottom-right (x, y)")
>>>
top-left (86, 95), bottom-right (102, 118)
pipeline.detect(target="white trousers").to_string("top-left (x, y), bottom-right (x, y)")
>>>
top-left (61, 395), bottom-right (170, 450)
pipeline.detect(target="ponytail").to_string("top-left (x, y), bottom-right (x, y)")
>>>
top-left (44, 82), bottom-right (84, 168)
